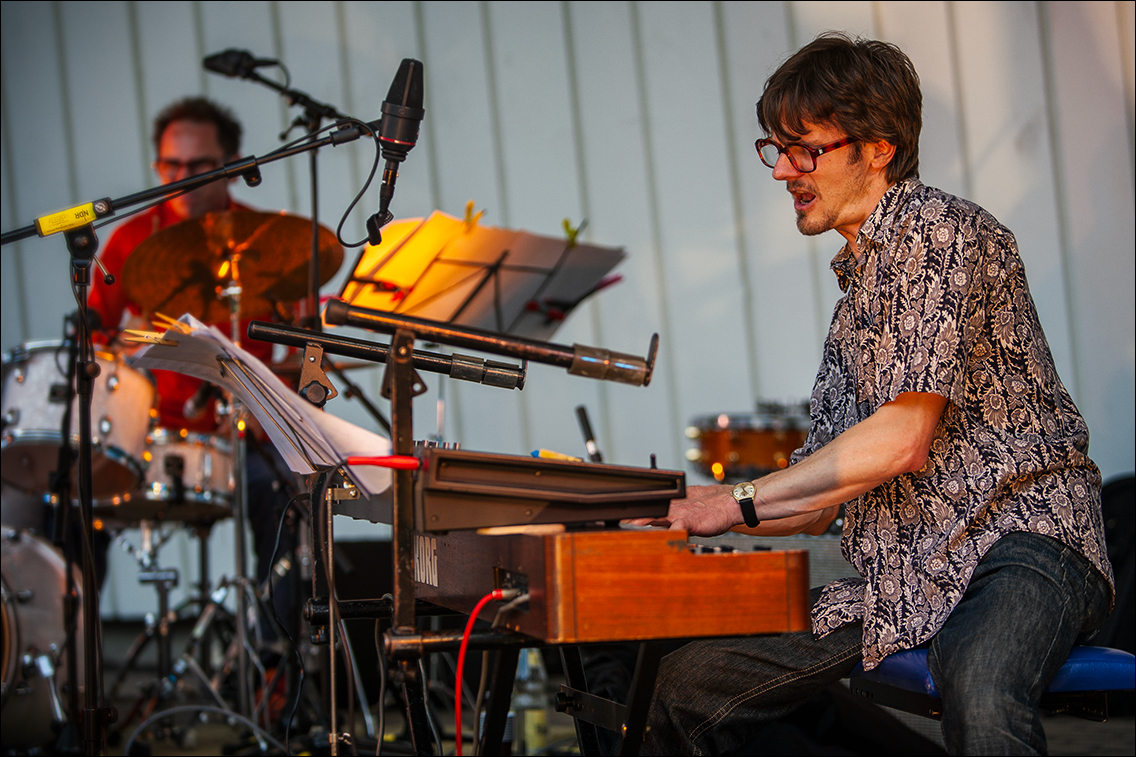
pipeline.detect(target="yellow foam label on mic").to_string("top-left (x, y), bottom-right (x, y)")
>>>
top-left (35, 203), bottom-right (97, 236)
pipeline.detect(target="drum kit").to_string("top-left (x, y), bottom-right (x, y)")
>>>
top-left (685, 400), bottom-right (812, 483)
top-left (0, 209), bottom-right (346, 750)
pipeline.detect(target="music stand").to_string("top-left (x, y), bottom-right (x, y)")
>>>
top-left (338, 210), bottom-right (624, 341)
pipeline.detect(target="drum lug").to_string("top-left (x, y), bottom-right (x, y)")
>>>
top-left (3, 408), bottom-right (19, 428)
top-left (107, 374), bottom-right (120, 392)
top-left (16, 588), bottom-right (35, 603)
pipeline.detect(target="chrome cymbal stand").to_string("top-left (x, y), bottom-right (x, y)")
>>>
top-left (219, 261), bottom-right (254, 719)
top-left (107, 522), bottom-right (177, 701)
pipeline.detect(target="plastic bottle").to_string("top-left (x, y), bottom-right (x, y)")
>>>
top-left (512, 648), bottom-right (549, 754)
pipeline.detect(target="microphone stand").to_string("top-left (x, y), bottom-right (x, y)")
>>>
top-left (257, 306), bottom-right (658, 755)
top-left (0, 126), bottom-right (376, 753)
top-left (205, 58), bottom-right (349, 333)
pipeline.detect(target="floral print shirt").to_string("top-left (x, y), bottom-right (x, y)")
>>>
top-left (795, 179), bottom-right (1114, 670)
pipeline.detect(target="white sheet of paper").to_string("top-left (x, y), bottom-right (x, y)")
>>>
top-left (132, 315), bottom-right (392, 498)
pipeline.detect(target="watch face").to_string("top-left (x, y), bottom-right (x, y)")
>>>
top-left (733, 481), bottom-right (756, 500)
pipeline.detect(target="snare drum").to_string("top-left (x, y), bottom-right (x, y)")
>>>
top-left (1, 341), bottom-right (156, 500)
top-left (1, 527), bottom-right (83, 751)
top-left (686, 403), bottom-right (810, 481)
top-left (93, 428), bottom-right (232, 524)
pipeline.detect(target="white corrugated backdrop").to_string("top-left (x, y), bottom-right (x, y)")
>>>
top-left (2, 1), bottom-right (1133, 617)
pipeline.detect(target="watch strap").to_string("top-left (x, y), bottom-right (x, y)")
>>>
top-left (738, 495), bottom-right (760, 528)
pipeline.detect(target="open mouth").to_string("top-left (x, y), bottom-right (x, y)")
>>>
top-left (790, 187), bottom-right (816, 211)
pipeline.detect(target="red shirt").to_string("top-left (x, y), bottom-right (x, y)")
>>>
top-left (89, 200), bottom-right (277, 432)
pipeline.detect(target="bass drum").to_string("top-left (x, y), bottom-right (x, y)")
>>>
top-left (1, 527), bottom-right (83, 751)
top-left (1, 341), bottom-right (156, 501)
top-left (686, 402), bottom-right (810, 482)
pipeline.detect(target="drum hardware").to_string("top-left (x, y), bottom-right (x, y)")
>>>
top-left (1, 527), bottom-right (84, 751)
top-left (281, 303), bottom-right (662, 755)
top-left (1, 118), bottom-right (369, 753)
top-left (105, 522), bottom-right (178, 701)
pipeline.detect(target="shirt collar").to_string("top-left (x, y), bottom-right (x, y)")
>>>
top-left (830, 177), bottom-right (923, 292)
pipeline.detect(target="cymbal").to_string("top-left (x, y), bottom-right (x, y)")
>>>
top-left (120, 211), bottom-right (344, 323)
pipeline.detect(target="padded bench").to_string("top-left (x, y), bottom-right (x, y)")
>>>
top-left (848, 646), bottom-right (1136, 721)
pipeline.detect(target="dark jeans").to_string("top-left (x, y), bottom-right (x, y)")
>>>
top-left (642, 532), bottom-right (1111, 756)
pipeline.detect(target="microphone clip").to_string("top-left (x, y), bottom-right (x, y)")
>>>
top-left (366, 210), bottom-right (395, 247)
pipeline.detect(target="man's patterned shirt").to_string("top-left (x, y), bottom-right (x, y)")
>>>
top-left (795, 179), bottom-right (1114, 670)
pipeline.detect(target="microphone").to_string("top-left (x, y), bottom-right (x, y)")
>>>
top-left (183, 381), bottom-right (221, 421)
top-left (367, 58), bottom-right (425, 245)
top-left (203, 49), bottom-right (278, 79)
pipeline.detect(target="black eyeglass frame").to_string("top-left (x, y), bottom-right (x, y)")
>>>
top-left (754, 137), bottom-right (858, 173)
top-left (152, 156), bottom-right (226, 180)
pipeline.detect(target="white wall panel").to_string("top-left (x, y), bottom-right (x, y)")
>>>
top-left (1, 1), bottom-right (1132, 617)
top-left (485, 0), bottom-right (605, 458)
top-left (635, 2), bottom-right (753, 445)
top-left (135, 0), bottom-right (205, 125)
top-left (198, 1), bottom-right (296, 215)
top-left (877, 1), bottom-right (969, 197)
top-left (565, 1), bottom-right (680, 468)
top-left (789, 0), bottom-right (878, 345)
top-left (720, 1), bottom-right (823, 404)
top-left (2, 2), bottom-right (80, 344)
top-left (1046, 0), bottom-right (1135, 478)
top-left (412, 1), bottom-right (523, 453)
top-left (954, 2), bottom-right (1076, 393)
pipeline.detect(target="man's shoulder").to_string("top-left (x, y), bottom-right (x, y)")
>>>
top-left (896, 181), bottom-right (1008, 236)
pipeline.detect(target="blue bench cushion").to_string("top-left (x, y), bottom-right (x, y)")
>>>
top-left (849, 646), bottom-right (1135, 696)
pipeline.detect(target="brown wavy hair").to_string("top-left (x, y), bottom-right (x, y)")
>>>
top-left (757, 33), bottom-right (921, 182)
top-left (152, 97), bottom-right (243, 158)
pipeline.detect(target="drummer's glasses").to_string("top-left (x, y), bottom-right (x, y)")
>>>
top-left (152, 157), bottom-right (223, 180)
top-left (755, 137), bottom-right (858, 173)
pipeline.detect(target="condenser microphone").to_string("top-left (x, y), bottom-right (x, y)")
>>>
top-left (203, 49), bottom-right (278, 79)
top-left (367, 58), bottom-right (425, 245)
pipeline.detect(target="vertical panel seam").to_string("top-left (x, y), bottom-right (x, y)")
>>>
top-left (192, 1), bottom-right (207, 94)
top-left (414, 0), bottom-right (462, 445)
top-left (414, 0), bottom-right (444, 214)
top-left (126, 1), bottom-right (151, 185)
top-left (268, 0), bottom-right (299, 213)
top-left (945, 1), bottom-right (974, 198)
top-left (562, 0), bottom-right (613, 458)
top-left (784, 2), bottom-right (829, 356)
top-left (1117, 0), bottom-right (1135, 192)
top-left (481, 0), bottom-right (531, 454)
top-left (334, 1), bottom-right (363, 242)
top-left (52, 0), bottom-right (80, 205)
top-left (629, 0), bottom-right (683, 467)
top-left (713, 0), bottom-right (762, 404)
top-left (1036, 1), bottom-right (1082, 402)
top-left (0, 71), bottom-right (30, 343)
top-left (480, 1), bottom-right (510, 227)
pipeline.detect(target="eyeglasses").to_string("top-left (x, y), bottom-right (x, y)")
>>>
top-left (152, 157), bottom-right (223, 180)
top-left (754, 137), bottom-right (858, 173)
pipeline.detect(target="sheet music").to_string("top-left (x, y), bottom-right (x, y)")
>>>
top-left (131, 315), bottom-right (392, 498)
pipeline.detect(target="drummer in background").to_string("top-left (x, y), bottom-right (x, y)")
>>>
top-left (88, 97), bottom-right (297, 638)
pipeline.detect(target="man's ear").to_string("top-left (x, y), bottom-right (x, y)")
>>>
top-left (869, 140), bottom-right (896, 170)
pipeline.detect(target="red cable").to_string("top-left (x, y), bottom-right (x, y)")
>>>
top-left (455, 589), bottom-right (506, 756)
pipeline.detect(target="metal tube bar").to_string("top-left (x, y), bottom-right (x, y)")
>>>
top-left (325, 300), bottom-right (576, 366)
top-left (247, 320), bottom-right (525, 389)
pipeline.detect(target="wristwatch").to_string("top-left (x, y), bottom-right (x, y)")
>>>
top-left (731, 481), bottom-right (761, 528)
